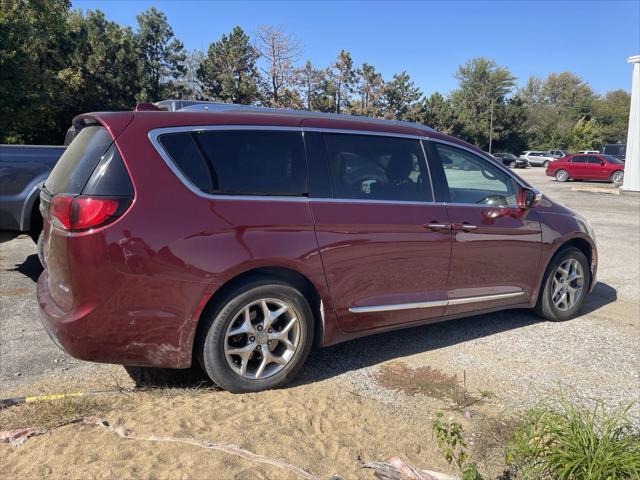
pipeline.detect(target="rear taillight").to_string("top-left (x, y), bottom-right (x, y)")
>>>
top-left (49, 194), bottom-right (129, 232)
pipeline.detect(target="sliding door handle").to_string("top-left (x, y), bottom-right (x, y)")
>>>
top-left (425, 222), bottom-right (451, 232)
top-left (455, 222), bottom-right (478, 231)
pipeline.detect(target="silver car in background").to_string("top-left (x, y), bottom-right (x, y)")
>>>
top-left (519, 150), bottom-right (555, 167)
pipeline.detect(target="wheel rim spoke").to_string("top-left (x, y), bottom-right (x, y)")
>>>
top-left (224, 298), bottom-right (300, 380)
top-left (551, 258), bottom-right (585, 311)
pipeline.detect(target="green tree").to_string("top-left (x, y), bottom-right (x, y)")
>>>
top-left (419, 92), bottom-right (458, 134)
top-left (595, 90), bottom-right (630, 143)
top-left (450, 58), bottom-right (516, 149)
top-left (296, 60), bottom-right (323, 110)
top-left (136, 7), bottom-right (186, 101)
top-left (0, 0), bottom-right (71, 143)
top-left (329, 50), bottom-right (356, 113)
top-left (61, 10), bottom-right (142, 112)
top-left (349, 63), bottom-right (385, 117)
top-left (198, 26), bottom-right (260, 104)
top-left (541, 72), bottom-right (595, 120)
top-left (566, 117), bottom-right (603, 150)
top-left (383, 71), bottom-right (422, 121)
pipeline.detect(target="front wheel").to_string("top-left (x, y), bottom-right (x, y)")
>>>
top-left (535, 247), bottom-right (590, 322)
top-left (555, 169), bottom-right (569, 182)
top-left (509, 161), bottom-right (516, 168)
top-left (543, 160), bottom-right (550, 168)
top-left (611, 171), bottom-right (624, 184)
top-left (197, 279), bottom-right (314, 393)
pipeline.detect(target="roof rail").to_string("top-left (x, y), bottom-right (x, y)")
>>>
top-left (160, 100), bottom-right (435, 133)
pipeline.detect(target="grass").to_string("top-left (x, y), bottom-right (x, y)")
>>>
top-left (506, 393), bottom-right (640, 480)
top-left (377, 361), bottom-right (493, 410)
top-left (0, 396), bottom-right (109, 430)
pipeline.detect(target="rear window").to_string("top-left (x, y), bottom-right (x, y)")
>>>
top-left (45, 126), bottom-right (113, 195)
top-left (158, 130), bottom-right (307, 196)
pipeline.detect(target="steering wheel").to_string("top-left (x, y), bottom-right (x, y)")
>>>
top-left (476, 194), bottom-right (508, 205)
top-left (481, 169), bottom-right (498, 180)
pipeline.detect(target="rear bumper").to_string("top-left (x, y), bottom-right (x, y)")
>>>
top-left (36, 270), bottom-right (198, 369)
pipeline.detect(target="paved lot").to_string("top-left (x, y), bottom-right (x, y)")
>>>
top-left (1, 167), bottom-right (639, 420)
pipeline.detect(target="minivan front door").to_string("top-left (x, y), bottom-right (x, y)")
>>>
top-left (427, 141), bottom-right (542, 316)
top-left (304, 129), bottom-right (451, 332)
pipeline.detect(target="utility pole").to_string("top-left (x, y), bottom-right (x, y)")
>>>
top-left (488, 97), bottom-right (495, 154)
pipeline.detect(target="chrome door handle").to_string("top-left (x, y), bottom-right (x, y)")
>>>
top-left (425, 222), bottom-right (451, 231)
top-left (459, 223), bottom-right (478, 231)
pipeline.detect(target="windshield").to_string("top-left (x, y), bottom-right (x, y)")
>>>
top-left (604, 155), bottom-right (625, 165)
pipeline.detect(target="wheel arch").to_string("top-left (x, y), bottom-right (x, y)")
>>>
top-left (536, 235), bottom-right (596, 304)
top-left (191, 266), bottom-right (325, 364)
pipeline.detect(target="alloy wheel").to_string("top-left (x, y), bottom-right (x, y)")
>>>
top-left (509, 161), bottom-right (516, 168)
top-left (224, 298), bottom-right (301, 379)
top-left (551, 258), bottom-right (584, 311)
top-left (612, 171), bottom-right (624, 184)
top-left (556, 170), bottom-right (568, 182)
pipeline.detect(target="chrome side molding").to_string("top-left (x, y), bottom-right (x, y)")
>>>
top-left (349, 291), bottom-right (525, 313)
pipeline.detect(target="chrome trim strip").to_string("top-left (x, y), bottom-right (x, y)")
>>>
top-left (310, 197), bottom-right (435, 206)
top-left (349, 291), bottom-right (525, 313)
top-left (148, 126), bottom-right (309, 203)
top-left (447, 291), bottom-right (525, 306)
top-left (349, 300), bottom-right (448, 313)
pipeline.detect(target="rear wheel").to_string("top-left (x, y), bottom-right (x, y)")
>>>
top-left (509, 161), bottom-right (516, 168)
top-left (555, 169), bottom-right (569, 182)
top-left (543, 160), bottom-right (550, 168)
top-left (611, 171), bottom-right (624, 184)
top-left (535, 247), bottom-right (590, 322)
top-left (36, 231), bottom-right (45, 267)
top-left (197, 279), bottom-right (314, 393)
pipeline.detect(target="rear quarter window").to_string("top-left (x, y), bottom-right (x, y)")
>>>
top-left (157, 129), bottom-right (307, 196)
top-left (45, 126), bottom-right (113, 195)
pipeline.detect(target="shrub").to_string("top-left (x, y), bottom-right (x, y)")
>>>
top-left (506, 393), bottom-right (640, 480)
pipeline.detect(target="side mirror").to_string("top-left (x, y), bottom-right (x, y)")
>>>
top-left (517, 187), bottom-right (542, 209)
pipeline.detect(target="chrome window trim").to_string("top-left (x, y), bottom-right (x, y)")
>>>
top-left (311, 197), bottom-right (439, 206)
top-left (349, 291), bottom-right (524, 313)
top-left (148, 125), bottom-right (309, 203)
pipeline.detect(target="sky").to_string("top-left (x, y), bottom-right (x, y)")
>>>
top-left (72, 0), bottom-right (640, 96)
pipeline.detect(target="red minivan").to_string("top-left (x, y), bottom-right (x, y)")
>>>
top-left (546, 153), bottom-right (625, 184)
top-left (37, 105), bottom-right (598, 392)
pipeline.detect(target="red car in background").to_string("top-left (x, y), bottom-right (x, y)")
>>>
top-left (546, 153), bottom-right (625, 184)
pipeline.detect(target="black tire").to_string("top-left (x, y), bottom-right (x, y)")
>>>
top-left (509, 161), bottom-right (516, 168)
top-left (197, 278), bottom-right (314, 393)
top-left (36, 231), bottom-right (45, 267)
top-left (543, 160), bottom-right (550, 168)
top-left (555, 169), bottom-right (569, 182)
top-left (535, 247), bottom-right (590, 322)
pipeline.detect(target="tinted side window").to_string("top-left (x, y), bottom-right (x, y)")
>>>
top-left (45, 126), bottom-right (113, 195)
top-left (586, 156), bottom-right (601, 164)
top-left (322, 133), bottom-right (432, 202)
top-left (571, 157), bottom-right (587, 163)
top-left (159, 130), bottom-right (307, 196)
top-left (434, 143), bottom-right (518, 206)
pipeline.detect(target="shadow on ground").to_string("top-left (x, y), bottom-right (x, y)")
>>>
top-left (125, 281), bottom-right (617, 389)
top-left (9, 254), bottom-right (43, 282)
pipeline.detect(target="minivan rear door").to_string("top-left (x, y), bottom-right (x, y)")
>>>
top-left (303, 128), bottom-right (451, 333)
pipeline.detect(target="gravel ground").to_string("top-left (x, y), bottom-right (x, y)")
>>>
top-left (1, 167), bottom-right (639, 423)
